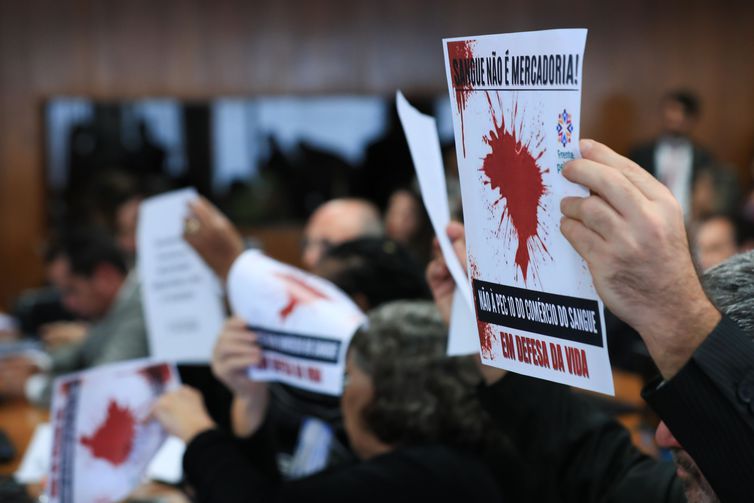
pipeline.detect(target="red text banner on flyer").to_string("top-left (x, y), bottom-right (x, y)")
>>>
top-left (443, 29), bottom-right (614, 395)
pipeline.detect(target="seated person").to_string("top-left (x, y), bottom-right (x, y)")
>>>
top-left (211, 237), bottom-right (432, 478)
top-left (0, 229), bottom-right (148, 405)
top-left (152, 301), bottom-right (519, 503)
top-left (179, 197), bottom-right (430, 476)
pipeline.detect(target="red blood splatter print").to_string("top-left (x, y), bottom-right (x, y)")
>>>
top-left (447, 40), bottom-right (476, 157)
top-left (139, 363), bottom-right (172, 386)
top-left (480, 92), bottom-right (548, 283)
top-left (80, 400), bottom-right (136, 466)
top-left (139, 363), bottom-right (173, 394)
top-left (275, 273), bottom-right (330, 321)
top-left (469, 256), bottom-right (499, 359)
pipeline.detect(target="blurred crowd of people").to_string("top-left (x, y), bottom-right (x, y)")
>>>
top-left (0, 89), bottom-right (753, 503)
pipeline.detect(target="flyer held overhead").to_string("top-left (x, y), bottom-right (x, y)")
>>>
top-left (443, 29), bottom-right (614, 395)
top-left (395, 91), bottom-right (479, 356)
top-left (137, 188), bottom-right (225, 363)
top-left (227, 250), bottom-right (366, 396)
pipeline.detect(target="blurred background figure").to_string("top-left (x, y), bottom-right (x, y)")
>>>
top-left (1, 229), bottom-right (149, 405)
top-left (383, 187), bottom-right (434, 266)
top-left (629, 90), bottom-right (714, 218)
top-left (693, 214), bottom-right (744, 271)
top-left (301, 198), bottom-right (383, 270)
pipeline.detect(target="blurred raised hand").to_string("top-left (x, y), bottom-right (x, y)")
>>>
top-left (211, 317), bottom-right (269, 437)
top-left (151, 385), bottom-right (215, 443)
top-left (425, 221), bottom-right (467, 325)
top-left (183, 196), bottom-right (244, 282)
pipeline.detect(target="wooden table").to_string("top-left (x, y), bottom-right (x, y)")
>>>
top-left (0, 398), bottom-right (48, 475)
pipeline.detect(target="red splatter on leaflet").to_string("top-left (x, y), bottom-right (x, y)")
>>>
top-left (275, 272), bottom-right (330, 321)
top-left (469, 257), bottom-right (499, 359)
top-left (139, 363), bottom-right (173, 394)
top-left (481, 92), bottom-right (548, 283)
top-left (80, 400), bottom-right (136, 466)
top-left (447, 40), bottom-right (476, 157)
top-left (140, 363), bottom-right (172, 386)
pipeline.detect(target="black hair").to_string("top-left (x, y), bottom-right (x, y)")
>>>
top-left (45, 228), bottom-right (128, 277)
top-left (663, 89), bottom-right (701, 119)
top-left (318, 237), bottom-right (431, 309)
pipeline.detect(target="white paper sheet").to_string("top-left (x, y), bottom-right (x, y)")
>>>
top-left (146, 436), bottom-right (185, 484)
top-left (227, 251), bottom-right (366, 396)
top-left (137, 188), bottom-right (225, 363)
top-left (443, 29), bottom-right (613, 395)
top-left (15, 429), bottom-right (185, 486)
top-left (46, 359), bottom-right (181, 503)
top-left (396, 92), bottom-right (478, 355)
top-left (15, 423), bottom-right (52, 484)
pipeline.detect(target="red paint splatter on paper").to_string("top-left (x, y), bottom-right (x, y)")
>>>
top-left (447, 40), bottom-right (476, 157)
top-left (275, 273), bottom-right (330, 321)
top-left (469, 256), bottom-right (499, 360)
top-left (80, 400), bottom-right (136, 466)
top-left (139, 363), bottom-right (173, 394)
top-left (481, 92), bottom-right (549, 283)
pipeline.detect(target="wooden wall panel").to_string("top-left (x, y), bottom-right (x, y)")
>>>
top-left (1, 0), bottom-right (753, 308)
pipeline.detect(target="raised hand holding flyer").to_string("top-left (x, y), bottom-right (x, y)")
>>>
top-left (443, 29), bottom-right (614, 394)
top-left (137, 188), bottom-right (225, 363)
top-left (227, 251), bottom-right (366, 396)
top-left (395, 91), bottom-right (478, 356)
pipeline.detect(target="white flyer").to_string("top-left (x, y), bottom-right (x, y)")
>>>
top-left (15, 425), bottom-right (185, 486)
top-left (137, 188), bottom-right (225, 363)
top-left (227, 251), bottom-right (366, 395)
top-left (395, 91), bottom-right (478, 356)
top-left (443, 29), bottom-right (613, 394)
top-left (46, 359), bottom-right (181, 503)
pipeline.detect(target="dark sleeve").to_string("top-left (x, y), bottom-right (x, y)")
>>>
top-left (183, 422), bottom-right (281, 503)
top-left (643, 315), bottom-right (754, 503)
top-left (479, 372), bottom-right (683, 503)
top-left (184, 431), bottom-right (491, 503)
top-left (182, 422), bottom-right (399, 503)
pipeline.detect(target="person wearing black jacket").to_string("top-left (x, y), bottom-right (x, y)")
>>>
top-left (560, 139), bottom-right (754, 502)
top-left (478, 372), bottom-right (683, 502)
top-left (427, 223), bottom-right (685, 503)
top-left (152, 301), bottom-right (521, 503)
top-left (628, 90), bottom-right (713, 218)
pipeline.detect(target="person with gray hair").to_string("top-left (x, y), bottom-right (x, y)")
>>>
top-left (152, 300), bottom-right (520, 503)
top-left (654, 250), bottom-right (754, 503)
top-left (428, 219), bottom-right (754, 502)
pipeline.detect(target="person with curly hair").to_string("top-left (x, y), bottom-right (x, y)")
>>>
top-left (152, 300), bottom-right (521, 503)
